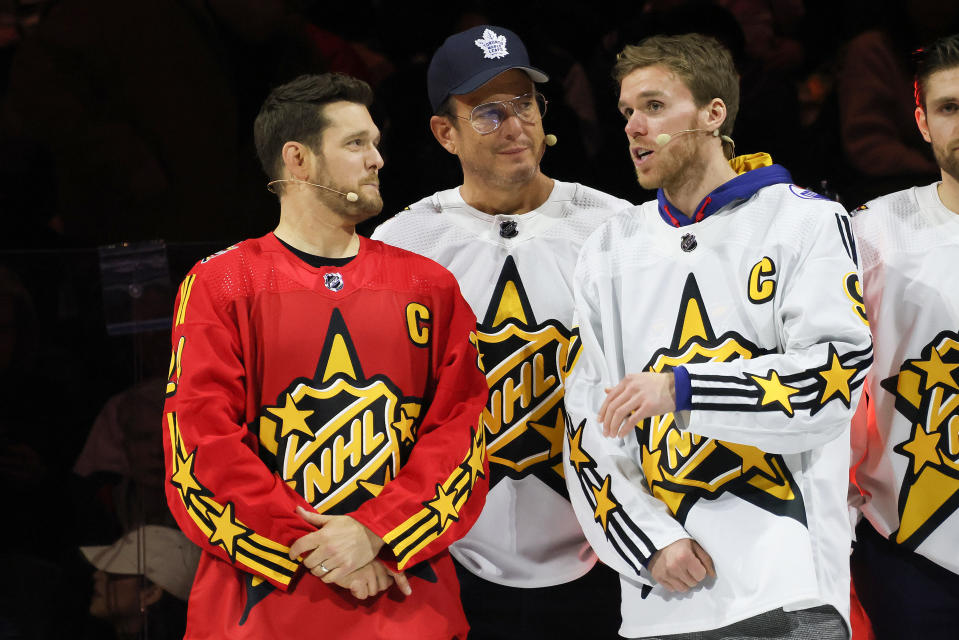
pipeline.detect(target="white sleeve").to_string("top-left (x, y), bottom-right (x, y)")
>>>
top-left (676, 210), bottom-right (874, 454)
top-left (563, 250), bottom-right (691, 583)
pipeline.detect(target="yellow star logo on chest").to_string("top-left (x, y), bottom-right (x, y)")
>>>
top-left (882, 331), bottom-right (959, 550)
top-left (254, 308), bottom-right (420, 516)
top-left (476, 255), bottom-right (575, 494)
top-left (391, 409), bottom-right (416, 444)
top-left (914, 347), bottom-right (959, 391)
top-left (900, 423), bottom-right (942, 475)
top-left (358, 466), bottom-right (394, 498)
top-left (635, 273), bottom-right (804, 525)
top-left (530, 411), bottom-right (566, 459)
top-left (267, 393), bottom-right (315, 439)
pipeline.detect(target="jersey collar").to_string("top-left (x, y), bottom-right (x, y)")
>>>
top-left (656, 153), bottom-right (793, 227)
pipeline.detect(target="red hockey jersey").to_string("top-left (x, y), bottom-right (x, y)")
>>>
top-left (162, 234), bottom-right (489, 639)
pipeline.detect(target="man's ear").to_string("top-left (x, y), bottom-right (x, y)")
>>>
top-left (281, 141), bottom-right (311, 180)
top-left (140, 583), bottom-right (164, 609)
top-left (430, 116), bottom-right (458, 155)
top-left (916, 105), bottom-right (932, 143)
top-left (701, 97), bottom-right (728, 134)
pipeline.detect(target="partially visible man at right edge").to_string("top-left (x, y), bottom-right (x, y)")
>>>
top-left (849, 33), bottom-right (959, 640)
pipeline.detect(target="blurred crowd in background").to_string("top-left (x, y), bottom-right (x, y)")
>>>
top-left (1, 0), bottom-right (958, 637)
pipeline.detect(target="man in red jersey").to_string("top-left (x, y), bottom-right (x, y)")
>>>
top-left (162, 72), bottom-right (489, 639)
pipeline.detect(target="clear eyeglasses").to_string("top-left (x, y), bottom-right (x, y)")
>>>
top-left (456, 92), bottom-right (548, 134)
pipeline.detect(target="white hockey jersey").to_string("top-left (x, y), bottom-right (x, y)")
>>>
top-left (850, 182), bottom-right (959, 576)
top-left (372, 180), bottom-right (630, 586)
top-left (565, 167), bottom-right (873, 637)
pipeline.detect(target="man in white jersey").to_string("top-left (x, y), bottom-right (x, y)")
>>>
top-left (373, 24), bottom-right (628, 640)
top-left (564, 34), bottom-right (873, 639)
top-left (848, 33), bottom-right (959, 640)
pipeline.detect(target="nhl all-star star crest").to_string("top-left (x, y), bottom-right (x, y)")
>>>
top-left (881, 329), bottom-right (959, 550)
top-left (571, 273), bottom-right (807, 529)
top-left (253, 308), bottom-right (423, 515)
top-left (475, 256), bottom-right (582, 495)
top-left (637, 274), bottom-right (806, 524)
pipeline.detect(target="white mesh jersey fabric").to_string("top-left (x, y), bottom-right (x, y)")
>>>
top-left (373, 180), bottom-right (632, 587)
top-left (566, 183), bottom-right (871, 636)
top-left (850, 182), bottom-right (959, 575)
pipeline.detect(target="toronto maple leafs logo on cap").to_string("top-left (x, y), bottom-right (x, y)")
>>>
top-left (474, 28), bottom-right (509, 59)
top-left (427, 25), bottom-right (549, 113)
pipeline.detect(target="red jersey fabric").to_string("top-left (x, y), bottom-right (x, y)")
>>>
top-left (162, 234), bottom-right (489, 639)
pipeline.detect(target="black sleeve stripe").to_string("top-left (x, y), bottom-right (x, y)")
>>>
top-left (842, 215), bottom-right (859, 267)
top-left (572, 469), bottom-right (652, 574)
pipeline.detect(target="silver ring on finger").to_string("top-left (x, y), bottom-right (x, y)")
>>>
top-left (320, 562), bottom-right (330, 573)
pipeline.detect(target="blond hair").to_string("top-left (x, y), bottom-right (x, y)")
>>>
top-left (614, 33), bottom-right (739, 143)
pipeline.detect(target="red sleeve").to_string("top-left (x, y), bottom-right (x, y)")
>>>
top-left (162, 267), bottom-right (314, 591)
top-left (349, 273), bottom-right (490, 571)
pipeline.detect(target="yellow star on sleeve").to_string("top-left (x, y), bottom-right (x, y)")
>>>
top-left (427, 484), bottom-right (460, 530)
top-left (590, 475), bottom-right (619, 531)
top-left (266, 394), bottom-right (315, 439)
top-left (464, 433), bottom-right (486, 486)
top-left (900, 423), bottom-right (942, 475)
top-left (750, 370), bottom-right (800, 415)
top-left (913, 348), bottom-right (959, 391)
top-left (818, 351), bottom-right (856, 404)
top-left (170, 447), bottom-right (204, 499)
top-left (566, 421), bottom-right (594, 473)
top-left (207, 502), bottom-right (250, 560)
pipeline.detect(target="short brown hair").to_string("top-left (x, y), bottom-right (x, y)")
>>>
top-left (914, 34), bottom-right (959, 110)
top-left (613, 33), bottom-right (739, 142)
top-left (254, 73), bottom-right (373, 189)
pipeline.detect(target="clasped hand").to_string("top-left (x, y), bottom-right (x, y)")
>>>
top-left (599, 372), bottom-right (676, 438)
top-left (289, 506), bottom-right (411, 599)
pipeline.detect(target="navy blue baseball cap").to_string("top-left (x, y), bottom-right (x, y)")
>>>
top-left (428, 25), bottom-right (549, 113)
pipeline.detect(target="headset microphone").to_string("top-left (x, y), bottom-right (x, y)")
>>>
top-left (655, 128), bottom-right (716, 147)
top-left (545, 134), bottom-right (558, 147)
top-left (266, 179), bottom-right (359, 202)
top-left (654, 129), bottom-right (735, 150)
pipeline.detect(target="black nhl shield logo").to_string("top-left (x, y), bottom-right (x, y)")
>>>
top-left (680, 233), bottom-right (697, 252)
top-left (324, 272), bottom-right (344, 292)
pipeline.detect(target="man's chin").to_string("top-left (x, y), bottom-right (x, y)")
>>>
top-left (345, 194), bottom-right (383, 221)
top-left (635, 169), bottom-right (660, 190)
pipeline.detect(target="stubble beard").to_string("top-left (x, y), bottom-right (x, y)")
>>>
top-left (635, 135), bottom-right (701, 193)
top-left (932, 137), bottom-right (959, 185)
top-left (313, 173), bottom-right (383, 222)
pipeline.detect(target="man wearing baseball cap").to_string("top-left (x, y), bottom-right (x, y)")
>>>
top-left (374, 25), bottom-right (628, 639)
top-left (81, 525), bottom-right (201, 639)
